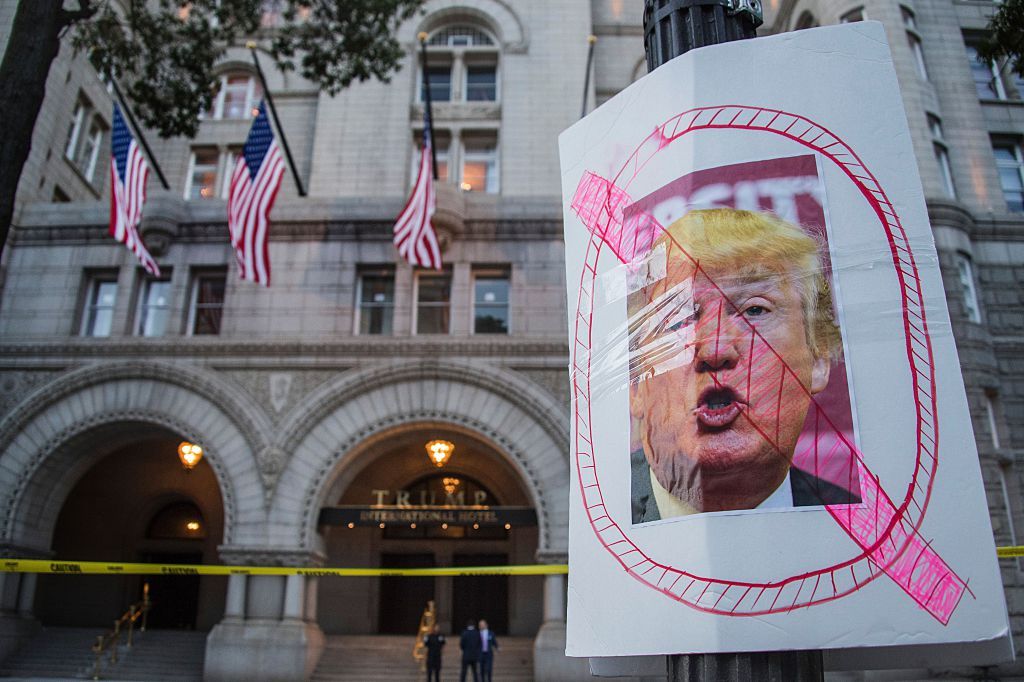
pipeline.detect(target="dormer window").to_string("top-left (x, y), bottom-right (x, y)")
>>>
top-left (204, 71), bottom-right (263, 120)
top-left (419, 24), bottom-right (499, 103)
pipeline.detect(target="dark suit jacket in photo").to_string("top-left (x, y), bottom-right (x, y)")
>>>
top-left (460, 626), bottom-right (482, 662)
top-left (630, 448), bottom-right (861, 523)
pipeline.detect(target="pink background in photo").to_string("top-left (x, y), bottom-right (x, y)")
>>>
top-left (625, 154), bottom-right (860, 494)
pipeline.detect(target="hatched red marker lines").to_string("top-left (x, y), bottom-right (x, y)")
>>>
top-left (567, 106), bottom-right (966, 624)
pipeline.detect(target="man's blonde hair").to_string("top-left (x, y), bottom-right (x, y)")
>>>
top-left (652, 208), bottom-right (841, 361)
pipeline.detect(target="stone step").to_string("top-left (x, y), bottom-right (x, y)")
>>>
top-left (311, 635), bottom-right (534, 682)
top-left (0, 627), bottom-right (206, 681)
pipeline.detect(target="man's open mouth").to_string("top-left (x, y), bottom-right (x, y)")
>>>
top-left (694, 386), bottom-right (744, 429)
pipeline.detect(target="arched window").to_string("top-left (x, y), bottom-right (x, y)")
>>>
top-left (147, 501), bottom-right (207, 539)
top-left (420, 24), bottom-right (499, 103)
top-left (205, 70), bottom-right (263, 120)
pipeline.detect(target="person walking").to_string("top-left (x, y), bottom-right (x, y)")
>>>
top-left (478, 619), bottom-right (499, 682)
top-left (423, 623), bottom-right (445, 682)
top-left (459, 619), bottom-right (481, 682)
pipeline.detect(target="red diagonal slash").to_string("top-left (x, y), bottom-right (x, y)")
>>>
top-left (570, 169), bottom-right (967, 624)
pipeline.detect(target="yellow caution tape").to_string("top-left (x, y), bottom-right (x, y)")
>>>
top-left (5, 547), bottom-right (1024, 574)
top-left (0, 559), bottom-right (569, 577)
top-left (997, 546), bottom-right (1024, 558)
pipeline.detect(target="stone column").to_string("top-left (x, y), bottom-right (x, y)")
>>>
top-left (223, 574), bottom-right (246, 622)
top-left (205, 549), bottom-right (325, 682)
top-left (0, 545), bottom-right (45, 663)
top-left (532, 550), bottom-right (589, 682)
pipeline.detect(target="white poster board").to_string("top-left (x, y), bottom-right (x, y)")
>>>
top-left (558, 22), bottom-right (1011, 668)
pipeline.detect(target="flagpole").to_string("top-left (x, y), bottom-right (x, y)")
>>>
top-left (580, 34), bottom-right (597, 120)
top-left (418, 32), bottom-right (438, 181)
top-left (246, 42), bottom-right (307, 197)
top-left (110, 79), bottom-right (170, 191)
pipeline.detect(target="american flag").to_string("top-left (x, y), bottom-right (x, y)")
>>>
top-left (228, 101), bottom-right (284, 286)
top-left (109, 104), bottom-right (159, 276)
top-left (393, 111), bottom-right (442, 269)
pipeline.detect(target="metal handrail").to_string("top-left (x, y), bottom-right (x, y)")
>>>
top-left (91, 582), bottom-right (150, 680)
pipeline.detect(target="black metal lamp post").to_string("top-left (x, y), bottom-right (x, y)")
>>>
top-left (639, 1), bottom-right (823, 680)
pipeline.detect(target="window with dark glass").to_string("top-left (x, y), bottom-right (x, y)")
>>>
top-left (358, 269), bottom-right (396, 334)
top-left (465, 65), bottom-right (497, 101)
top-left (421, 65), bottom-right (452, 102)
top-left (416, 271), bottom-right (451, 334)
top-left (473, 271), bottom-right (509, 334)
top-left (190, 271), bottom-right (227, 335)
top-left (993, 141), bottom-right (1024, 212)
top-left (137, 276), bottom-right (172, 337)
top-left (82, 276), bottom-right (118, 337)
top-left (966, 43), bottom-right (1005, 100)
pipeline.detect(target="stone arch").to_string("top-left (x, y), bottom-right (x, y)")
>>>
top-left (269, 360), bottom-right (569, 553)
top-left (0, 361), bottom-right (271, 551)
top-left (397, 0), bottom-right (528, 53)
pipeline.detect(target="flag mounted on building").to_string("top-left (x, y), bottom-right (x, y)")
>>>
top-left (393, 35), bottom-right (442, 270)
top-left (109, 104), bottom-right (160, 276)
top-left (228, 101), bottom-right (285, 286)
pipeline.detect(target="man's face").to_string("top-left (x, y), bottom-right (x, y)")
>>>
top-left (630, 253), bottom-right (830, 512)
top-left (478, 620), bottom-right (488, 630)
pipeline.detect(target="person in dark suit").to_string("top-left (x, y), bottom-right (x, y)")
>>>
top-left (423, 623), bottom-right (445, 682)
top-left (459, 620), bottom-right (481, 682)
top-left (477, 619), bottom-right (498, 682)
top-left (627, 209), bottom-right (860, 520)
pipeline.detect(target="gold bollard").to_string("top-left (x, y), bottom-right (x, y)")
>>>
top-left (110, 621), bottom-right (120, 664)
top-left (127, 606), bottom-right (136, 648)
top-left (141, 582), bottom-right (150, 632)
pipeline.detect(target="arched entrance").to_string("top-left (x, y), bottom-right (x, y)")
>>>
top-left (316, 425), bottom-right (542, 637)
top-left (33, 424), bottom-right (226, 630)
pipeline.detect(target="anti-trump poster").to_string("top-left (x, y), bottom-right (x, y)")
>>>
top-left (558, 22), bottom-right (1011, 671)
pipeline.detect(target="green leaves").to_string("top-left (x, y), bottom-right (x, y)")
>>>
top-left (70, 0), bottom-right (423, 138)
top-left (977, 0), bottom-right (1024, 80)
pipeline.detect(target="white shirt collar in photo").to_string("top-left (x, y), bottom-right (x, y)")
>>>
top-left (650, 468), bottom-right (793, 518)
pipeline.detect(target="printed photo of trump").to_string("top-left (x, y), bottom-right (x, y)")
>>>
top-left (626, 157), bottom-right (862, 522)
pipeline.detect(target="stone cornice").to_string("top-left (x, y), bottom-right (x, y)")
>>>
top-left (10, 217), bottom-right (564, 246)
top-left (0, 338), bottom-right (570, 360)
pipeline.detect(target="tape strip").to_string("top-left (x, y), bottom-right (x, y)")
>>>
top-left (3, 548), bottom-right (1020, 575)
top-left (0, 559), bottom-right (569, 577)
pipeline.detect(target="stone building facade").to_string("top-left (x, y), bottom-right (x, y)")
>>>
top-left (0, 0), bottom-right (1021, 680)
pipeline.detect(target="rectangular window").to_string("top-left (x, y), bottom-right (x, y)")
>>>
top-left (65, 101), bottom-right (86, 161)
top-left (421, 65), bottom-right (452, 102)
top-left (465, 65), bottom-right (497, 101)
top-left (81, 118), bottom-right (104, 182)
top-left (902, 9), bottom-right (927, 80)
top-left (189, 271), bottom-right (227, 335)
top-left (461, 137), bottom-right (499, 193)
top-left (955, 253), bottom-right (981, 323)
top-left (928, 115), bottom-right (956, 199)
top-left (416, 271), bottom-right (452, 334)
top-left (64, 95), bottom-right (107, 185)
top-left (986, 393), bottom-right (1002, 450)
top-left (993, 141), bottom-right (1024, 212)
top-left (82, 276), bottom-right (119, 337)
top-left (357, 268), bottom-right (396, 335)
top-left (966, 43), bottom-right (1006, 100)
top-left (186, 148), bottom-right (219, 200)
top-left (137, 276), bottom-right (172, 337)
top-left (412, 132), bottom-right (450, 184)
top-left (473, 270), bottom-right (510, 334)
